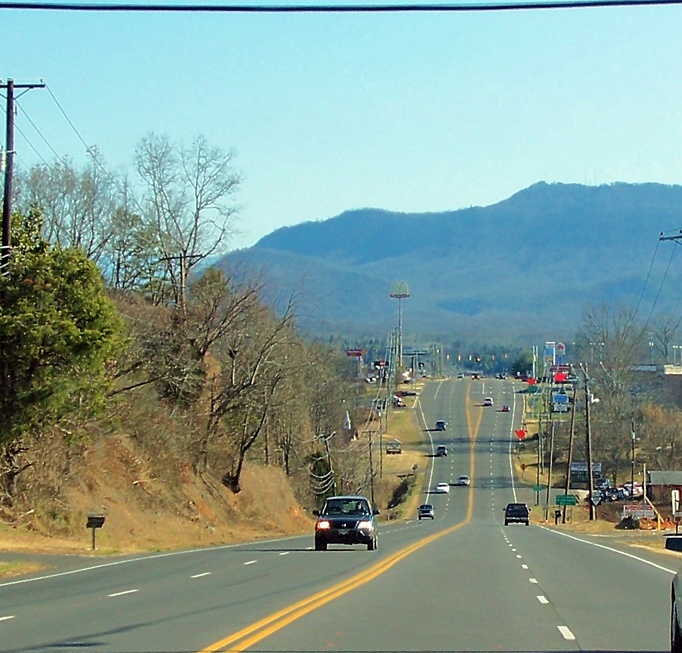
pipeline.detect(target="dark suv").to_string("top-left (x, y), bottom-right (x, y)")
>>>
top-left (504, 502), bottom-right (530, 526)
top-left (313, 495), bottom-right (379, 551)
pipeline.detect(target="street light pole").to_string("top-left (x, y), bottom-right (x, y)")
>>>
top-left (631, 419), bottom-right (636, 497)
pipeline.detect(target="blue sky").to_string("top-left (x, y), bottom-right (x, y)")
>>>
top-left (2, 1), bottom-right (681, 250)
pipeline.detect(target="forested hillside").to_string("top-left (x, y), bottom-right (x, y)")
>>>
top-left (224, 182), bottom-right (682, 342)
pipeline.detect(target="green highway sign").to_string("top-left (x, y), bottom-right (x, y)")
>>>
top-left (556, 494), bottom-right (578, 506)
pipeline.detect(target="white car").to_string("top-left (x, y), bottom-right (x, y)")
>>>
top-left (435, 482), bottom-right (450, 494)
top-left (456, 475), bottom-right (471, 486)
top-left (483, 397), bottom-right (494, 406)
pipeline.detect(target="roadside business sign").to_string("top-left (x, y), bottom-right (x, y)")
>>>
top-left (621, 504), bottom-right (655, 520)
top-left (556, 494), bottom-right (578, 506)
top-left (673, 489), bottom-right (682, 519)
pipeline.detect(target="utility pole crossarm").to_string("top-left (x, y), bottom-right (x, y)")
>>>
top-left (659, 230), bottom-right (682, 242)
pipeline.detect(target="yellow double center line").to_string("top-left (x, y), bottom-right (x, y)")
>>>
top-left (200, 383), bottom-right (483, 653)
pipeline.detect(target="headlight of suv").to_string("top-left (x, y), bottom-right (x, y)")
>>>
top-left (316, 520), bottom-right (330, 530)
top-left (357, 520), bottom-right (373, 530)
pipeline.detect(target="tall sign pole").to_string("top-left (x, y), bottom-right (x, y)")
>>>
top-left (1, 79), bottom-right (46, 270)
top-left (389, 281), bottom-right (410, 370)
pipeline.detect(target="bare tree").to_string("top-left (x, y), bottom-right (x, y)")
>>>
top-left (649, 313), bottom-right (682, 364)
top-left (15, 149), bottom-right (120, 263)
top-left (135, 133), bottom-right (241, 313)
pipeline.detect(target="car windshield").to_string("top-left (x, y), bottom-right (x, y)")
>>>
top-left (323, 499), bottom-right (370, 516)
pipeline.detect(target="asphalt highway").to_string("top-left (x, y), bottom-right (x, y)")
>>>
top-left (0, 377), bottom-right (677, 653)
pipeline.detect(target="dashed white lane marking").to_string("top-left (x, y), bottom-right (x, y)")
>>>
top-left (529, 578), bottom-right (538, 583)
top-left (558, 626), bottom-right (576, 640)
top-left (537, 596), bottom-right (549, 604)
top-left (108, 589), bottom-right (138, 597)
top-left (0, 616), bottom-right (15, 622)
top-left (516, 554), bottom-right (522, 559)
top-left (279, 552), bottom-right (290, 556)
top-left (522, 564), bottom-right (529, 569)
top-left (191, 572), bottom-right (211, 579)
top-left (244, 560), bottom-right (257, 566)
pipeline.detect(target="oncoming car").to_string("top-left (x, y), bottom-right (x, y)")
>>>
top-left (313, 495), bottom-right (379, 551)
top-left (418, 504), bottom-right (435, 520)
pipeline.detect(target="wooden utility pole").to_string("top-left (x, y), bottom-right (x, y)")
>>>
top-left (1, 79), bottom-right (45, 270)
top-left (562, 385), bottom-right (578, 523)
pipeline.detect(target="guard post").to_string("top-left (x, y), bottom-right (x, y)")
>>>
top-left (86, 514), bottom-right (105, 550)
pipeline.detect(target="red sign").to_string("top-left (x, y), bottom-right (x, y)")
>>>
top-left (526, 378), bottom-right (537, 385)
top-left (515, 429), bottom-right (527, 440)
top-left (554, 372), bottom-right (568, 383)
top-left (346, 349), bottom-right (364, 357)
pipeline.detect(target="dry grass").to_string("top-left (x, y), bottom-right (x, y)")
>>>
top-left (0, 384), bottom-right (434, 577)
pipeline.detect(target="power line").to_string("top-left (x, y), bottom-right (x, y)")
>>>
top-left (1, 0), bottom-right (682, 11)
top-left (45, 82), bottom-right (91, 153)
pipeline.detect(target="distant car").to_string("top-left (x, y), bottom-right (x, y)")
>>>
top-left (435, 420), bottom-right (447, 431)
top-left (504, 502), bottom-right (530, 526)
top-left (418, 504), bottom-right (435, 520)
top-left (435, 482), bottom-right (450, 494)
top-left (312, 495), bottom-right (379, 551)
top-left (484, 397), bottom-right (494, 406)
top-left (501, 405), bottom-right (510, 412)
top-left (457, 372), bottom-right (464, 379)
top-left (456, 475), bottom-right (471, 486)
top-left (436, 445), bottom-right (448, 457)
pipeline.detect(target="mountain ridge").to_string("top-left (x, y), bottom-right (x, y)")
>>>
top-left (220, 182), bottom-right (682, 343)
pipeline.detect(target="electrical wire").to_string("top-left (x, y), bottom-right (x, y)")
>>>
top-left (642, 238), bottom-right (679, 334)
top-left (14, 100), bottom-right (64, 162)
top-left (45, 82), bottom-right (91, 153)
top-left (1, 0), bottom-right (681, 10)
top-left (627, 236), bottom-right (660, 336)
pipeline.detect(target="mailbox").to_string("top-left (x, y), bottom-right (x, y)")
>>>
top-left (86, 514), bottom-right (106, 550)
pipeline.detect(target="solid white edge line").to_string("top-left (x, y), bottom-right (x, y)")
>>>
top-left (558, 625), bottom-right (576, 640)
top-left (537, 525), bottom-right (676, 574)
top-left (191, 572), bottom-right (211, 578)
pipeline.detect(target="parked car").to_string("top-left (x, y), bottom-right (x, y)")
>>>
top-left (436, 445), bottom-right (448, 457)
top-left (504, 502), bottom-right (530, 526)
top-left (313, 495), bottom-right (379, 551)
top-left (620, 482), bottom-right (644, 498)
top-left (435, 482), bottom-right (450, 494)
top-left (435, 420), bottom-right (447, 431)
top-left (418, 504), bottom-right (435, 520)
top-left (455, 475), bottom-right (471, 486)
